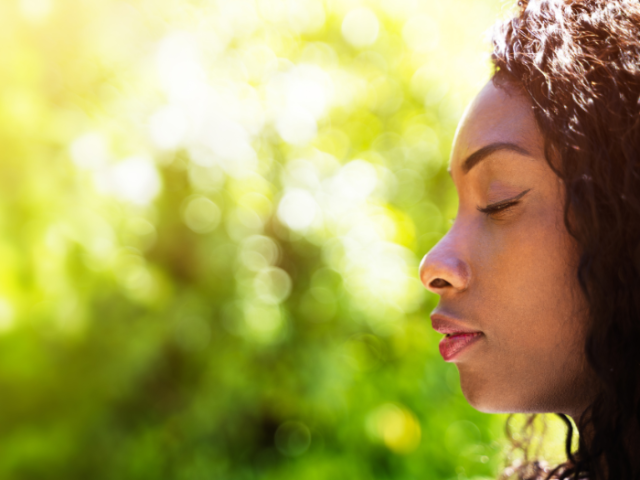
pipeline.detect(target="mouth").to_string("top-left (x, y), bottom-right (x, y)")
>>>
top-left (431, 312), bottom-right (483, 362)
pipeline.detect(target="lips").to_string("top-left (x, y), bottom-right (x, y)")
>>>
top-left (431, 313), bottom-right (483, 362)
top-left (438, 332), bottom-right (483, 361)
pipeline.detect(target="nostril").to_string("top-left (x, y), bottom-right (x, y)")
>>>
top-left (429, 278), bottom-right (452, 289)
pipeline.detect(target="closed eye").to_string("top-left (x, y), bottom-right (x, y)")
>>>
top-left (477, 189), bottom-right (531, 216)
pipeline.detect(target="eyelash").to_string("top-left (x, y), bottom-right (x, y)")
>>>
top-left (477, 200), bottom-right (519, 216)
top-left (477, 189), bottom-right (531, 218)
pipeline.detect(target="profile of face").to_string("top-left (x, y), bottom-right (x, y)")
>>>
top-left (419, 81), bottom-right (595, 417)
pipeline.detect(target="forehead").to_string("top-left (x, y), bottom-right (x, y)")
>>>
top-left (450, 81), bottom-right (543, 173)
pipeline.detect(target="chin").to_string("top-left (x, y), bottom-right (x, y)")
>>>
top-left (461, 386), bottom-right (501, 413)
top-left (458, 369), bottom-right (528, 414)
top-left (459, 370), bottom-right (563, 414)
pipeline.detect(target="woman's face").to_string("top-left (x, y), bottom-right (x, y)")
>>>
top-left (419, 81), bottom-right (594, 416)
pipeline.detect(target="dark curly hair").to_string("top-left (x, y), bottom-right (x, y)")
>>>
top-left (489, 0), bottom-right (640, 479)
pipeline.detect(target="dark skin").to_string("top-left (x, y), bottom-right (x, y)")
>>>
top-left (419, 82), bottom-right (596, 420)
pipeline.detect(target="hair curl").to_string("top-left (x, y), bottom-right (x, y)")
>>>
top-left (490, 0), bottom-right (640, 479)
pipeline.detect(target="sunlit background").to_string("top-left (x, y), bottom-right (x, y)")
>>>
top-left (0, 0), bottom-right (571, 478)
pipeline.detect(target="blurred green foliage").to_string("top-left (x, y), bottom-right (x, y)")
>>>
top-left (0, 0), bottom-right (553, 478)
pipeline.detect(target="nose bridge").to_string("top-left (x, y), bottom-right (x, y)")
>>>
top-left (419, 225), bottom-right (470, 291)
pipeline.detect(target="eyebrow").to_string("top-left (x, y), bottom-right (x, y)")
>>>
top-left (459, 142), bottom-right (533, 174)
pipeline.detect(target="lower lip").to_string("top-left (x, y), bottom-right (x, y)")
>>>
top-left (439, 333), bottom-right (483, 361)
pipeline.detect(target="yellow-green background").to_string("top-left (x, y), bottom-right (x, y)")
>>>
top-left (0, 0), bottom-right (568, 478)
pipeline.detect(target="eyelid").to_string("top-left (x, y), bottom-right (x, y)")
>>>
top-left (477, 188), bottom-right (532, 213)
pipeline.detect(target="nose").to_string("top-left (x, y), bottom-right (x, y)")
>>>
top-left (419, 231), bottom-right (471, 295)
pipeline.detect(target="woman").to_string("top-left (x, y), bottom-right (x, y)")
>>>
top-left (419, 0), bottom-right (640, 478)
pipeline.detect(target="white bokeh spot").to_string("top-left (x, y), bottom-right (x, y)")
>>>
top-left (94, 156), bottom-right (162, 206)
top-left (342, 8), bottom-right (380, 48)
top-left (277, 189), bottom-right (318, 231)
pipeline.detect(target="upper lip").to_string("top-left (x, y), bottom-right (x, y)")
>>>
top-left (431, 312), bottom-right (482, 335)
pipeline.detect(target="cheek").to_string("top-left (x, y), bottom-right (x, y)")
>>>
top-left (477, 205), bottom-right (580, 334)
top-left (460, 207), bottom-right (588, 412)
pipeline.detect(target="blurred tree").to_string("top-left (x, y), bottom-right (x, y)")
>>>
top-left (0, 0), bottom-right (561, 479)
